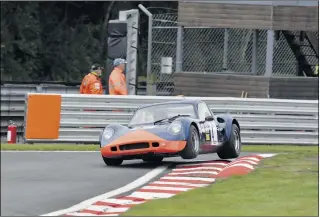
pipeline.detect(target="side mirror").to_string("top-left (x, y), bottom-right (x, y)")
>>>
top-left (205, 116), bottom-right (214, 121)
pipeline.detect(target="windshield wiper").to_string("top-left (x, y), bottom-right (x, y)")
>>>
top-left (154, 114), bottom-right (191, 124)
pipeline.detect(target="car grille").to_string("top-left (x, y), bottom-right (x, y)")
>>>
top-left (119, 142), bottom-right (150, 151)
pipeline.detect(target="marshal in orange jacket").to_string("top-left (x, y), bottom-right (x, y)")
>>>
top-left (79, 72), bottom-right (104, 94)
top-left (108, 67), bottom-right (128, 95)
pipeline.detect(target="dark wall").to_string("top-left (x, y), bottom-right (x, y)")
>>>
top-left (272, 5), bottom-right (318, 31)
top-left (174, 72), bottom-right (269, 98)
top-left (174, 72), bottom-right (319, 99)
top-left (178, 2), bottom-right (319, 31)
top-left (269, 77), bottom-right (319, 100)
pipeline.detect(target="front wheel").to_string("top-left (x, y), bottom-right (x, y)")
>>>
top-left (102, 156), bottom-right (123, 166)
top-left (217, 124), bottom-right (241, 159)
top-left (180, 125), bottom-right (200, 159)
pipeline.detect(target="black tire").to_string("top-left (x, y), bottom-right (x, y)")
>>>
top-left (142, 156), bottom-right (164, 162)
top-left (180, 125), bottom-right (200, 159)
top-left (217, 124), bottom-right (241, 159)
top-left (102, 156), bottom-right (123, 166)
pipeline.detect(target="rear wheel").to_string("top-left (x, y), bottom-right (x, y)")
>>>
top-left (142, 156), bottom-right (164, 162)
top-left (217, 124), bottom-right (241, 159)
top-left (102, 156), bottom-right (123, 166)
top-left (180, 125), bottom-right (200, 159)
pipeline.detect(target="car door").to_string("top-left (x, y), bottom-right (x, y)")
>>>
top-left (197, 102), bottom-right (218, 145)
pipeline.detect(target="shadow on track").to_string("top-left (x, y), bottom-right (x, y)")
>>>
top-left (102, 159), bottom-right (233, 169)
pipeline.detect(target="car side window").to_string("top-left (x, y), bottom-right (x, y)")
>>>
top-left (197, 103), bottom-right (212, 121)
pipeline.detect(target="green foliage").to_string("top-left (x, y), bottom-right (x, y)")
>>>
top-left (0, 1), bottom-right (177, 83)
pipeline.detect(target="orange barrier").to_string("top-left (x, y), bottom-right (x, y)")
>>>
top-left (25, 94), bottom-right (62, 139)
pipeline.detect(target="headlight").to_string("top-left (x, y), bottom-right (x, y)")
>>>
top-left (168, 121), bottom-right (182, 135)
top-left (102, 128), bottom-right (114, 140)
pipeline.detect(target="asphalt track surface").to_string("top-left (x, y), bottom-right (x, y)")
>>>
top-left (1, 151), bottom-right (252, 216)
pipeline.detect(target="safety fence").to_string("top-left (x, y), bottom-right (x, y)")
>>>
top-left (145, 10), bottom-right (319, 95)
top-left (23, 94), bottom-right (319, 145)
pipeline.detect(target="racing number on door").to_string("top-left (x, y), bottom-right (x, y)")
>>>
top-left (203, 122), bottom-right (218, 145)
top-left (202, 122), bottom-right (214, 144)
top-left (208, 121), bottom-right (218, 144)
top-left (199, 123), bottom-right (210, 143)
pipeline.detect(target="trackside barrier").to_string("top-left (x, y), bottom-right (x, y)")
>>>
top-left (23, 94), bottom-right (319, 145)
top-left (0, 84), bottom-right (79, 136)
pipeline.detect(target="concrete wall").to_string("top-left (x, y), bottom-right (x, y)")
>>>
top-left (269, 77), bottom-right (319, 100)
top-left (173, 72), bottom-right (269, 98)
top-left (174, 72), bottom-right (319, 99)
top-left (178, 2), bottom-right (319, 31)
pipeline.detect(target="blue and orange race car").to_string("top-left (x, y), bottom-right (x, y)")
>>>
top-left (99, 100), bottom-right (242, 166)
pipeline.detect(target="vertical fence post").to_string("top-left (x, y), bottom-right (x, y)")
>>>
top-left (119, 10), bottom-right (139, 95)
top-left (264, 30), bottom-right (275, 77)
top-left (176, 25), bottom-right (184, 73)
top-left (223, 28), bottom-right (229, 70)
top-left (138, 4), bottom-right (154, 95)
top-left (252, 29), bottom-right (259, 74)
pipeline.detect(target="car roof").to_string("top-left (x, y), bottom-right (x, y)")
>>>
top-left (137, 99), bottom-right (204, 109)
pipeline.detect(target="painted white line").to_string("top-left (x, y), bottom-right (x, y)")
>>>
top-left (41, 164), bottom-right (169, 216)
top-left (98, 207), bottom-right (129, 213)
top-left (161, 176), bottom-right (216, 182)
top-left (239, 160), bottom-right (259, 165)
top-left (82, 205), bottom-right (110, 212)
top-left (229, 159), bottom-right (259, 165)
top-left (176, 162), bottom-right (228, 167)
top-left (238, 157), bottom-right (260, 162)
top-left (152, 181), bottom-right (209, 188)
top-left (94, 215), bottom-right (119, 217)
top-left (224, 163), bottom-right (254, 170)
top-left (82, 206), bottom-right (129, 213)
top-left (98, 198), bottom-right (143, 205)
top-left (67, 213), bottom-right (119, 217)
top-left (258, 153), bottom-right (277, 158)
top-left (169, 171), bottom-right (218, 175)
top-left (131, 191), bottom-right (175, 199)
top-left (99, 215), bottom-right (119, 217)
top-left (1, 151), bottom-right (100, 153)
top-left (198, 162), bottom-right (229, 166)
top-left (142, 185), bottom-right (191, 191)
top-left (98, 215), bottom-right (119, 217)
top-left (66, 212), bottom-right (99, 216)
top-left (173, 167), bottom-right (223, 172)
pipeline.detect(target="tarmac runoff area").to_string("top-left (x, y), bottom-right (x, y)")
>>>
top-left (0, 151), bottom-right (275, 216)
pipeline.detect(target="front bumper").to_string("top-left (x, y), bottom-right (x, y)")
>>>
top-left (101, 140), bottom-right (186, 157)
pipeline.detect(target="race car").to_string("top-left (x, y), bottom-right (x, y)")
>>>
top-left (99, 99), bottom-right (242, 166)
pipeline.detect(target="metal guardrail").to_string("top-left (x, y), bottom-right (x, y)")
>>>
top-left (0, 82), bottom-right (151, 138)
top-left (24, 94), bottom-right (319, 145)
top-left (0, 84), bottom-right (79, 136)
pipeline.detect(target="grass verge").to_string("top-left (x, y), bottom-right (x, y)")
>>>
top-left (123, 146), bottom-right (319, 216)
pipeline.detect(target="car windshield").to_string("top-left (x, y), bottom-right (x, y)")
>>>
top-left (128, 103), bottom-right (196, 126)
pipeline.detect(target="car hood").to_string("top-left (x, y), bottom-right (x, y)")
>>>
top-left (130, 123), bottom-right (169, 130)
top-left (100, 122), bottom-right (187, 146)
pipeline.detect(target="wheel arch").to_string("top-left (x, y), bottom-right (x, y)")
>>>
top-left (180, 119), bottom-right (200, 140)
top-left (224, 116), bottom-right (240, 141)
top-left (190, 122), bottom-right (200, 135)
top-left (232, 119), bottom-right (240, 131)
top-left (182, 121), bottom-right (200, 141)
